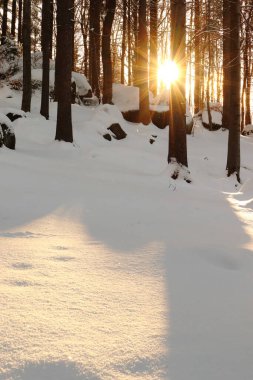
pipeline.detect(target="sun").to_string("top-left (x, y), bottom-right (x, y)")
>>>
top-left (158, 60), bottom-right (179, 89)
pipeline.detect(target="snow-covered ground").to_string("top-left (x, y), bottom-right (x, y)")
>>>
top-left (1, 88), bottom-right (253, 380)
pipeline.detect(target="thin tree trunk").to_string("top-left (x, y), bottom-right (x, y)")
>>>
top-left (121, 0), bottom-right (127, 84)
top-left (127, 0), bottom-right (131, 84)
top-left (136, 0), bottom-right (150, 125)
top-left (55, 0), bottom-right (74, 142)
top-left (1, 0), bottom-right (8, 44)
top-left (11, 0), bottom-right (17, 37)
top-left (18, 0), bottom-right (23, 43)
top-left (168, 0), bottom-right (188, 167)
top-left (226, 0), bottom-right (241, 181)
top-left (21, 0), bottom-right (31, 112)
top-left (194, 0), bottom-right (201, 113)
top-left (89, 0), bottom-right (102, 100)
top-left (150, 0), bottom-right (158, 96)
top-left (102, 0), bottom-right (116, 104)
top-left (40, 0), bottom-right (52, 120)
top-left (222, 0), bottom-right (231, 129)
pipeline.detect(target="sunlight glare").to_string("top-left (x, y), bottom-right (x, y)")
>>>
top-left (158, 60), bottom-right (179, 89)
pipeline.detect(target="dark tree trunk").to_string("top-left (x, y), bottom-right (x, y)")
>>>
top-left (11, 0), bottom-right (17, 37)
top-left (21, 0), bottom-right (31, 112)
top-left (18, 0), bottom-right (23, 43)
top-left (40, 0), bottom-right (53, 120)
top-left (136, 0), bottom-right (150, 125)
top-left (132, 0), bottom-right (138, 86)
top-left (55, 0), bottom-right (73, 143)
top-left (121, 0), bottom-right (127, 84)
top-left (102, 0), bottom-right (116, 104)
top-left (226, 0), bottom-right (241, 181)
top-left (194, 0), bottom-right (201, 114)
top-left (89, 0), bottom-right (102, 100)
top-left (168, 0), bottom-right (188, 167)
top-left (222, 0), bottom-right (231, 129)
top-left (1, 0), bottom-right (8, 44)
top-left (127, 0), bottom-right (131, 85)
top-left (150, 0), bottom-right (158, 96)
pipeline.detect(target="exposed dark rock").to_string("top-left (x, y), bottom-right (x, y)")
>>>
top-left (108, 123), bottom-right (127, 140)
top-left (186, 119), bottom-right (194, 135)
top-left (202, 122), bottom-right (221, 131)
top-left (151, 110), bottom-right (169, 129)
top-left (6, 112), bottom-right (22, 122)
top-left (1, 123), bottom-right (16, 149)
top-left (103, 133), bottom-right (112, 141)
top-left (122, 110), bottom-right (140, 123)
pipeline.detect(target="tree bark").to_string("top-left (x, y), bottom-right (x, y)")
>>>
top-left (40, 0), bottom-right (53, 120)
top-left (18, 0), bottom-right (23, 43)
top-left (149, 0), bottom-right (158, 96)
top-left (11, 0), bottom-right (17, 37)
top-left (21, 0), bottom-right (31, 112)
top-left (1, 0), bottom-right (8, 45)
top-left (89, 0), bottom-right (102, 100)
top-left (194, 0), bottom-right (201, 113)
top-left (102, 0), bottom-right (116, 104)
top-left (168, 0), bottom-right (188, 167)
top-left (136, 0), bottom-right (150, 125)
top-left (222, 0), bottom-right (231, 129)
top-left (226, 0), bottom-right (241, 181)
top-left (55, 0), bottom-right (74, 142)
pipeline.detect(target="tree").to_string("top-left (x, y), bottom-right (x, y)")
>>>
top-left (40, 0), bottom-right (53, 120)
top-left (102, 0), bottom-right (116, 104)
top-left (1, 0), bottom-right (9, 45)
top-left (150, 0), bottom-right (158, 96)
top-left (226, 0), bottom-right (241, 181)
top-left (136, 0), bottom-right (150, 125)
top-left (21, 0), bottom-right (31, 112)
top-left (89, 0), bottom-right (102, 100)
top-left (168, 0), bottom-right (188, 170)
top-left (194, 0), bottom-right (201, 114)
top-left (11, 0), bottom-right (17, 37)
top-left (55, 0), bottom-right (74, 143)
top-left (18, 0), bottom-right (23, 43)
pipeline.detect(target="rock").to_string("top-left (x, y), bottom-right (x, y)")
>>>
top-left (107, 123), bottom-right (127, 140)
top-left (151, 110), bottom-right (169, 129)
top-left (6, 112), bottom-right (22, 122)
top-left (1, 123), bottom-right (16, 149)
top-left (103, 133), bottom-right (112, 141)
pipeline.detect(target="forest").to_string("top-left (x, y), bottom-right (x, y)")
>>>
top-left (0, 0), bottom-right (251, 181)
top-left (0, 2), bottom-right (253, 380)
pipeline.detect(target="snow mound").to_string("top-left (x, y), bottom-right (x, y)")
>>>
top-left (112, 83), bottom-right (139, 112)
top-left (242, 124), bottom-right (253, 135)
top-left (92, 104), bottom-right (125, 134)
top-left (9, 69), bottom-right (91, 97)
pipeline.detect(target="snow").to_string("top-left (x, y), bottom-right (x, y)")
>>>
top-left (0, 89), bottom-right (253, 380)
top-left (10, 69), bottom-right (91, 96)
top-left (112, 83), bottom-right (139, 112)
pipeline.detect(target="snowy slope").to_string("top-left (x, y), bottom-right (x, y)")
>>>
top-left (0, 88), bottom-right (253, 380)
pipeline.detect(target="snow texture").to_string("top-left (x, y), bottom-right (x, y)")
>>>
top-left (0, 89), bottom-right (253, 380)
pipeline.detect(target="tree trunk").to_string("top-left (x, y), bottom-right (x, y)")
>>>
top-left (127, 0), bottom-right (131, 85)
top-left (194, 0), bottom-right (201, 114)
top-left (226, 0), bottom-right (241, 181)
top-left (18, 0), bottom-right (23, 43)
top-left (89, 0), bottom-right (102, 100)
top-left (102, 0), bottom-right (116, 104)
top-left (21, 0), bottom-right (31, 112)
top-left (11, 0), bottom-right (17, 37)
top-left (121, 0), bottom-right (127, 84)
top-left (40, 0), bottom-right (52, 120)
top-left (168, 0), bottom-right (188, 167)
top-left (222, 0), bottom-right (231, 129)
top-left (55, 0), bottom-right (74, 143)
top-left (136, 0), bottom-right (150, 125)
top-left (1, 0), bottom-right (8, 45)
top-left (150, 0), bottom-right (158, 96)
